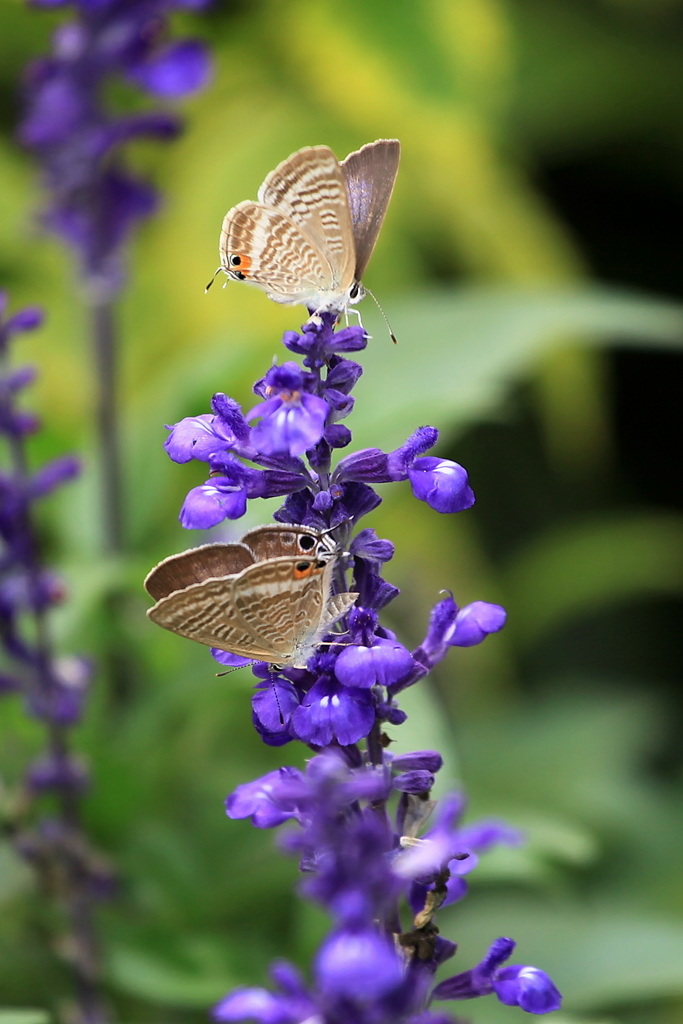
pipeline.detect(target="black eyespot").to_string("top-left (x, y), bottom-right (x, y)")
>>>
top-left (230, 255), bottom-right (242, 266)
top-left (349, 282), bottom-right (360, 299)
top-left (296, 561), bottom-right (312, 572)
top-left (233, 271), bottom-right (246, 281)
top-left (298, 535), bottom-right (316, 551)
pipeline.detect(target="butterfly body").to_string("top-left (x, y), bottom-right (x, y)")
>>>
top-left (144, 525), bottom-right (357, 669)
top-left (217, 140), bottom-right (400, 317)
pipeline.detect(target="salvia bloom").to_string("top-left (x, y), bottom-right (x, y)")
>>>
top-left (0, 293), bottom-right (111, 1021)
top-left (159, 312), bottom-right (562, 1021)
top-left (19, 0), bottom-right (213, 296)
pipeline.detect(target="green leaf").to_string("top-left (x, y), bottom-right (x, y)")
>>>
top-left (352, 286), bottom-right (683, 449)
top-left (0, 1012), bottom-right (50, 1024)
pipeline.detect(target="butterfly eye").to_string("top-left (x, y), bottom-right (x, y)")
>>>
top-left (349, 282), bottom-right (360, 299)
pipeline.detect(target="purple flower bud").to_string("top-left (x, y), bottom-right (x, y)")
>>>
top-left (27, 753), bottom-right (89, 793)
top-left (349, 528), bottom-right (394, 563)
top-left (323, 423), bottom-right (352, 448)
top-left (408, 457), bottom-right (475, 513)
top-left (325, 360), bottom-right (363, 393)
top-left (3, 306), bottom-right (44, 335)
top-left (30, 455), bottom-right (80, 498)
top-left (392, 770), bottom-right (435, 793)
top-left (391, 751), bottom-right (443, 773)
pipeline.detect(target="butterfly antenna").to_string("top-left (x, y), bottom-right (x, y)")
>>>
top-left (364, 286), bottom-right (397, 344)
top-left (215, 663), bottom-right (251, 677)
top-left (205, 267), bottom-right (224, 293)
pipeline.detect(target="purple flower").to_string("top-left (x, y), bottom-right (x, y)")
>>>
top-left (335, 637), bottom-right (415, 689)
top-left (408, 457), bottom-right (475, 514)
top-left (226, 768), bottom-right (303, 829)
top-left (316, 926), bottom-right (404, 999)
top-left (164, 413), bottom-right (237, 464)
top-left (432, 937), bottom-right (562, 1015)
top-left (247, 363), bottom-right (329, 456)
top-left (179, 477), bottom-right (248, 528)
top-left (290, 675), bottom-right (376, 747)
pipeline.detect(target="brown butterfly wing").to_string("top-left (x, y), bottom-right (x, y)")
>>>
top-left (341, 139), bottom-right (400, 281)
top-left (220, 201), bottom-right (334, 304)
top-left (257, 146), bottom-right (355, 289)
top-left (144, 543), bottom-right (255, 601)
top-left (241, 524), bottom-right (334, 562)
top-left (146, 572), bottom-right (277, 661)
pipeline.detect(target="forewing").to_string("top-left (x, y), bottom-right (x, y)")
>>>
top-left (241, 524), bottom-right (334, 562)
top-left (341, 139), bottom-right (400, 281)
top-left (144, 543), bottom-right (254, 601)
top-left (257, 146), bottom-right (355, 288)
top-left (220, 201), bottom-right (334, 303)
top-left (147, 576), bottom-right (276, 660)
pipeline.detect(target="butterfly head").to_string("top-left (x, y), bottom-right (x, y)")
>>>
top-left (347, 280), bottom-right (365, 308)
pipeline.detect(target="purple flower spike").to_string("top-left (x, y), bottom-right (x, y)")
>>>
top-left (449, 601), bottom-right (507, 647)
top-left (408, 457), bottom-right (475, 513)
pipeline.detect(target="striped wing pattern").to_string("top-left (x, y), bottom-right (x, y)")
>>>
top-left (146, 552), bottom-right (358, 668)
top-left (220, 201), bottom-right (333, 304)
top-left (257, 145), bottom-right (355, 288)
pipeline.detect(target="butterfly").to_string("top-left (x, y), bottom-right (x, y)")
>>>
top-left (144, 524), bottom-right (358, 669)
top-left (209, 139), bottom-right (400, 322)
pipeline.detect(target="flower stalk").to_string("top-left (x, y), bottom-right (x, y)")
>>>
top-left (1, 294), bottom-right (113, 1024)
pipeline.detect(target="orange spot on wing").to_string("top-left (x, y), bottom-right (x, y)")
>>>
top-left (238, 253), bottom-right (252, 275)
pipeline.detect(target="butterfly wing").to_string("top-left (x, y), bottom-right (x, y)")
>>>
top-left (230, 556), bottom-right (330, 667)
top-left (257, 145), bottom-right (355, 289)
top-left (241, 524), bottom-right (334, 562)
top-left (220, 201), bottom-right (335, 304)
top-left (341, 139), bottom-right (400, 281)
top-left (144, 543), bottom-right (255, 601)
top-left (147, 573), bottom-right (279, 660)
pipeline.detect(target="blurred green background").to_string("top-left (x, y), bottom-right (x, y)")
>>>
top-left (2, 1), bottom-right (683, 1022)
